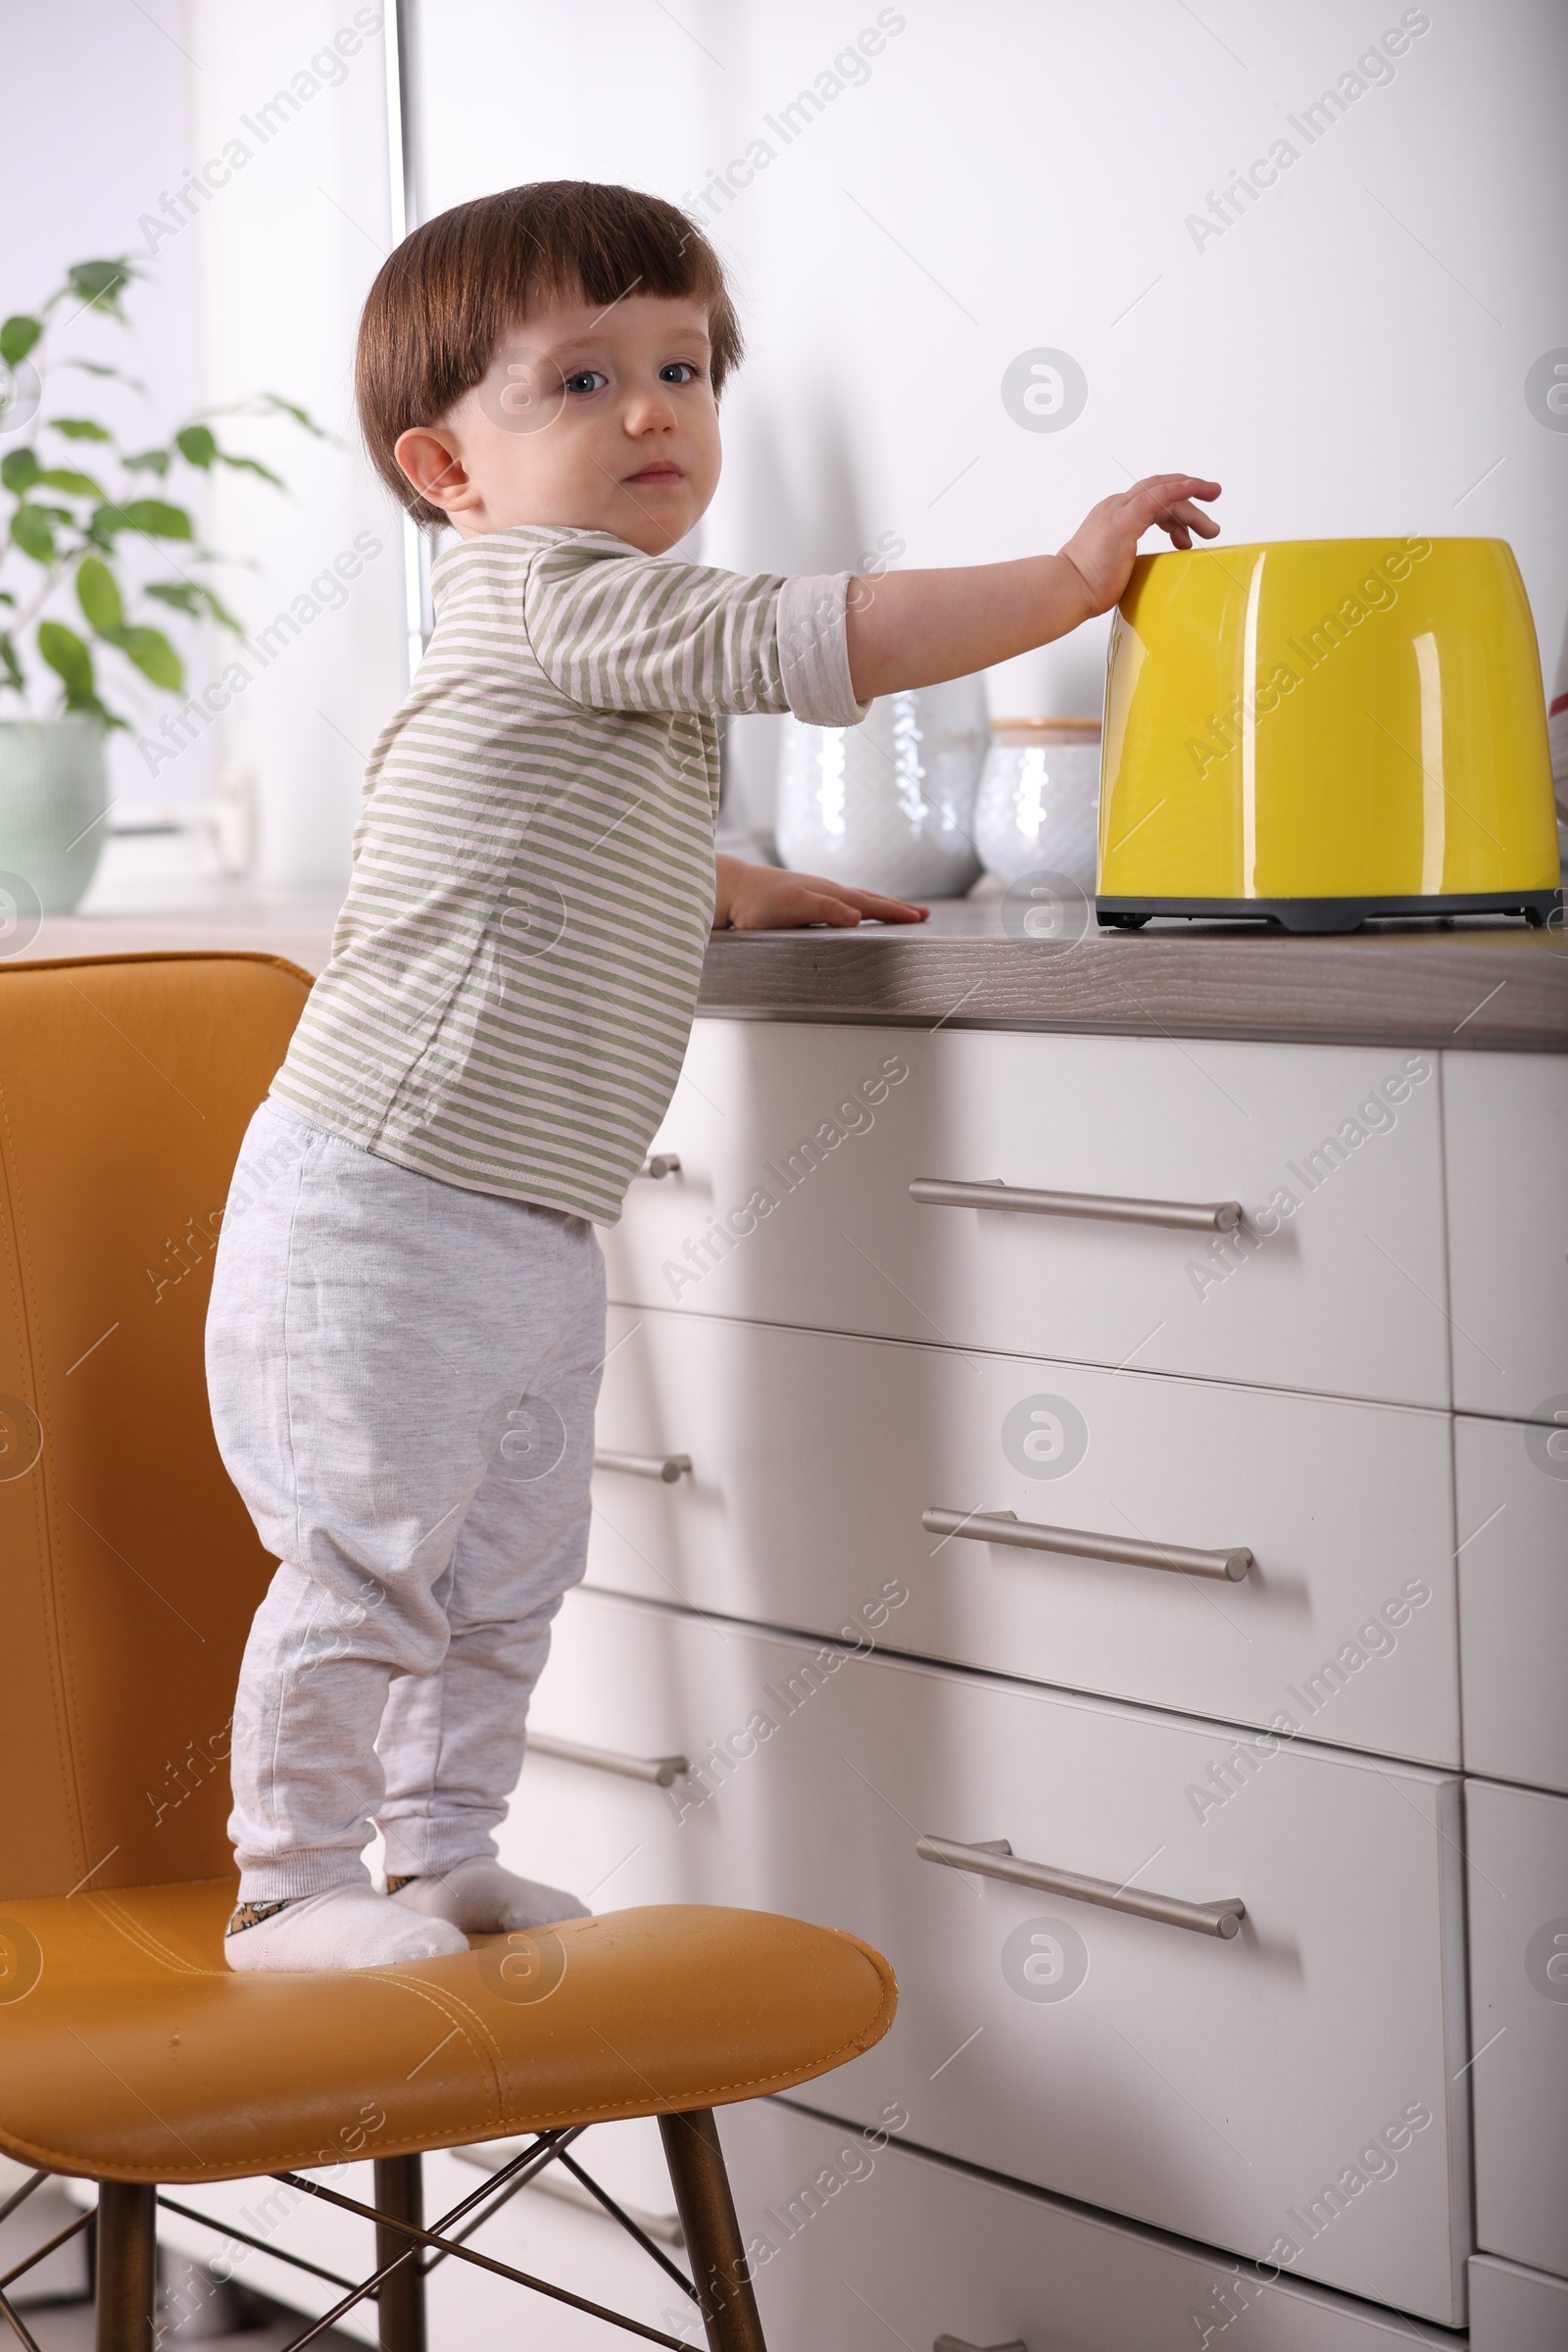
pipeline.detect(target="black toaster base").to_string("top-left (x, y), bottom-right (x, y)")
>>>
top-left (1096, 890), bottom-right (1564, 936)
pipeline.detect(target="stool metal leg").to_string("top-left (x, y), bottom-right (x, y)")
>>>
top-left (659, 2110), bottom-right (767, 2352)
top-left (95, 2181), bottom-right (157, 2352)
top-left (373, 2153), bottom-right (427, 2352)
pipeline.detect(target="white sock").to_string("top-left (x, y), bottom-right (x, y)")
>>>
top-left (224, 1884), bottom-right (469, 1974)
top-left (389, 1857), bottom-right (590, 1934)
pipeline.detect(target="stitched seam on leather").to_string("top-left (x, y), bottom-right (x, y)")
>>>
top-left (0, 1984), bottom-right (895, 2181)
top-left (88, 1893), bottom-right (207, 1975)
top-left (249, 1133), bottom-right (311, 1840)
top-left (494, 1954), bottom-right (897, 2133)
top-left (394, 1983), bottom-right (508, 2104)
top-left (343, 1977), bottom-right (505, 2129)
top-left (0, 1067), bottom-right (90, 1887)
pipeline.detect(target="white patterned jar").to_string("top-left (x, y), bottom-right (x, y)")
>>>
top-left (775, 673), bottom-right (989, 900)
top-left (974, 716), bottom-right (1102, 893)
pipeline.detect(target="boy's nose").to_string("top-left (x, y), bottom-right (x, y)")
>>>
top-left (621, 388), bottom-right (678, 433)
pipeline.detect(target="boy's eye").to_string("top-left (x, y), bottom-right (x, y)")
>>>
top-left (659, 362), bottom-right (702, 385)
top-left (564, 369), bottom-right (608, 396)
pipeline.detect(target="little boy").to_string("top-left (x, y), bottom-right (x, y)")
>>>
top-left (208, 178), bottom-right (1219, 1972)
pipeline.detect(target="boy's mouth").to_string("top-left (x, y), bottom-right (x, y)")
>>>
top-left (623, 464), bottom-right (683, 486)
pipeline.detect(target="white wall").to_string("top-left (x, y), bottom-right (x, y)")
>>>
top-left (35, 2), bottom-right (1556, 873)
top-left (409, 0), bottom-right (1568, 830)
top-left (3, 0), bottom-right (411, 885)
top-left (1, 0), bottom-right (215, 814)
top-left (186, 0), bottom-right (409, 885)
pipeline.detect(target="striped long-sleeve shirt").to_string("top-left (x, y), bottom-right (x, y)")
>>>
top-left (270, 525), bottom-right (867, 1222)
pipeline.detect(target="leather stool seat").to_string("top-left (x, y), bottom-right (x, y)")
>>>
top-left (0, 1884), bottom-right (894, 2182)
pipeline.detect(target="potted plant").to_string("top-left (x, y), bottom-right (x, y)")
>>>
top-left (0, 255), bottom-right (317, 916)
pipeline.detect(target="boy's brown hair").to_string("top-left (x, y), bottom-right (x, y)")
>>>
top-left (357, 180), bottom-right (742, 528)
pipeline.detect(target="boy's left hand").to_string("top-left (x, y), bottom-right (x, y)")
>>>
top-left (714, 853), bottom-right (929, 931)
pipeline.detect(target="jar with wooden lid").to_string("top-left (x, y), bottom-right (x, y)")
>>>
top-left (974, 716), bottom-right (1102, 891)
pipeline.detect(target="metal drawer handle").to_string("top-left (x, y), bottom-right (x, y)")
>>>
top-left (637, 1152), bottom-right (682, 1180)
top-left (934, 2339), bottom-right (1026, 2352)
top-left (910, 1177), bottom-right (1241, 1234)
top-left (595, 1448), bottom-right (693, 1484)
top-left (916, 1834), bottom-right (1245, 1940)
top-left (923, 1506), bottom-right (1252, 1585)
top-left (528, 1732), bottom-right (690, 1788)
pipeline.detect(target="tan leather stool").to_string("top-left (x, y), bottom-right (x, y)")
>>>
top-left (0, 954), bottom-right (896, 2352)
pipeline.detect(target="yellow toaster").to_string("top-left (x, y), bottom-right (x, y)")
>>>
top-left (1096, 536), bottom-right (1562, 932)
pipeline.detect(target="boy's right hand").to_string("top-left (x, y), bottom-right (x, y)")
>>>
top-left (1058, 474), bottom-right (1223, 619)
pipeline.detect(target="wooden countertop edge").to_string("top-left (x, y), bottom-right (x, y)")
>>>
top-left (697, 931), bottom-right (1568, 1052)
top-left (19, 912), bottom-right (1567, 1052)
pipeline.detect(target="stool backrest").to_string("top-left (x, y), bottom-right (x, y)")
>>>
top-left (0, 954), bottom-right (310, 1898)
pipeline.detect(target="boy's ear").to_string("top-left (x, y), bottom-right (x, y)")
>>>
top-left (394, 424), bottom-right (478, 513)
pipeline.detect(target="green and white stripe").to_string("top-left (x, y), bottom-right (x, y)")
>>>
top-left (270, 525), bottom-right (864, 1223)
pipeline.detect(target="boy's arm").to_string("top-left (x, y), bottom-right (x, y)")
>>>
top-left (713, 852), bottom-right (928, 931)
top-left (845, 473), bottom-right (1221, 699)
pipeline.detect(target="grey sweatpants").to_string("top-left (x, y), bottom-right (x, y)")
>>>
top-left (206, 1099), bottom-right (607, 1903)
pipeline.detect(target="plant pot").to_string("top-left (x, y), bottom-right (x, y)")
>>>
top-left (0, 716), bottom-right (110, 915)
top-left (775, 675), bottom-right (989, 900)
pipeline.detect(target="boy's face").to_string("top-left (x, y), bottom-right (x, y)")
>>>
top-left (394, 291), bottom-right (721, 554)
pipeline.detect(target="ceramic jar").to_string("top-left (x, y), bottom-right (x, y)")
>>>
top-left (974, 716), bottom-right (1102, 892)
top-left (775, 674), bottom-right (989, 900)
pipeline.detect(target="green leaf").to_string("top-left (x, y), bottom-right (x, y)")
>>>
top-left (146, 577), bottom-right (243, 634)
top-left (60, 358), bottom-right (148, 393)
top-left (10, 506), bottom-right (56, 563)
top-left (37, 619), bottom-right (94, 698)
top-left (142, 580), bottom-right (201, 617)
top-left (256, 392), bottom-right (325, 436)
top-left (122, 449), bottom-right (171, 476)
top-left (199, 582), bottom-right (244, 635)
top-left (217, 450), bottom-right (285, 487)
top-left (66, 259), bottom-right (138, 319)
top-left (110, 498), bottom-right (194, 541)
top-left (75, 555), bottom-right (124, 635)
top-left (1, 448), bottom-right (40, 493)
top-left (0, 632), bottom-right (23, 694)
top-left (109, 623), bottom-right (182, 692)
top-left (0, 316), bottom-right (42, 368)
top-left (38, 466), bottom-right (104, 498)
top-left (175, 423), bottom-right (217, 468)
top-left (50, 417), bottom-right (113, 442)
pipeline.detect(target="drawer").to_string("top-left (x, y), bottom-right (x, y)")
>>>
top-left (604, 1022), bottom-right (1451, 1405)
top-left (507, 1589), bottom-right (1471, 2322)
top-left (1456, 1415), bottom-right (1568, 1793)
top-left (1468, 2254), bottom-right (1568, 2352)
top-left (1466, 1777), bottom-right (1568, 2277)
top-left (720, 2097), bottom-right (1470, 2351)
top-left (1444, 1052), bottom-right (1568, 1419)
top-left (590, 1308), bottom-right (1461, 1763)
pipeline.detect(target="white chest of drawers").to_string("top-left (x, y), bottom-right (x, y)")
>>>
top-left (588, 1307), bottom-right (1462, 1765)
top-left (601, 1024), bottom-right (1455, 1405)
top-left (514, 1587), bottom-right (1471, 2322)
top-left (506, 985), bottom-right (1565, 2349)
